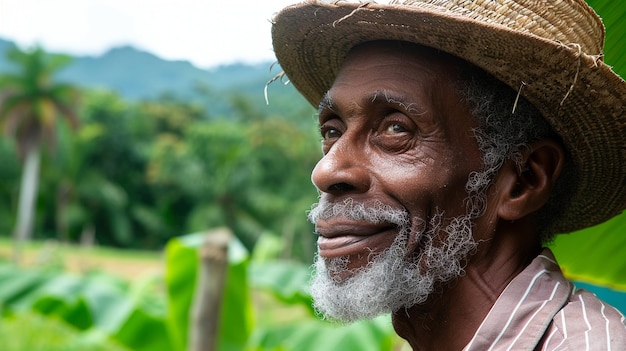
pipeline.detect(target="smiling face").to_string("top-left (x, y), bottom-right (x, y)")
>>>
top-left (312, 42), bottom-right (485, 266)
top-left (307, 42), bottom-right (491, 321)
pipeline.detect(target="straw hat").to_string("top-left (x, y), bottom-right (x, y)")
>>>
top-left (271, 0), bottom-right (626, 234)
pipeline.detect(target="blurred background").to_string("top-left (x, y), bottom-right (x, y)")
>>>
top-left (0, 1), bottom-right (624, 350)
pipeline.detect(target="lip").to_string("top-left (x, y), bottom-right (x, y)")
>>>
top-left (315, 220), bottom-right (397, 258)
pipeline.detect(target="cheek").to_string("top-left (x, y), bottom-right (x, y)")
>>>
top-left (382, 159), bottom-right (473, 217)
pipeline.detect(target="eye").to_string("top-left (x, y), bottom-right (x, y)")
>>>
top-left (322, 127), bottom-right (342, 140)
top-left (319, 123), bottom-right (343, 154)
top-left (385, 122), bottom-right (408, 134)
top-left (370, 112), bottom-right (417, 153)
top-left (319, 117), bottom-right (344, 140)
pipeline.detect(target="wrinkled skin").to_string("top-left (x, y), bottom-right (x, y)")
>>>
top-left (309, 41), bottom-right (562, 350)
top-left (312, 42), bottom-right (484, 274)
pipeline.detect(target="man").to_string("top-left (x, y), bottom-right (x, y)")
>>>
top-left (271, 0), bottom-right (626, 350)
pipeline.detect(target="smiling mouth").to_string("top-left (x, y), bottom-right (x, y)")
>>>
top-left (315, 221), bottom-right (398, 258)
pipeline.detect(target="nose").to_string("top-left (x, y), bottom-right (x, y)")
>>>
top-left (311, 141), bottom-right (371, 196)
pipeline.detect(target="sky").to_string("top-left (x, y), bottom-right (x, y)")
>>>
top-left (0, 0), bottom-right (298, 69)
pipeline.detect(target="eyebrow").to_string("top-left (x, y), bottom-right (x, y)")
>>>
top-left (319, 89), bottom-right (425, 116)
top-left (371, 89), bottom-right (425, 115)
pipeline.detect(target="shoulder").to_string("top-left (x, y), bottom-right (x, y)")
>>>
top-left (541, 288), bottom-right (626, 350)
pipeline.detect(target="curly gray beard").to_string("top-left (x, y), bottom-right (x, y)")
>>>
top-left (307, 199), bottom-right (479, 323)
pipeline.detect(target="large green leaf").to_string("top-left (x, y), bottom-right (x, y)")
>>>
top-left (248, 315), bottom-right (398, 351)
top-left (249, 260), bottom-right (314, 315)
top-left (111, 306), bottom-right (172, 351)
top-left (164, 231), bottom-right (253, 351)
top-left (0, 264), bottom-right (173, 350)
top-left (550, 212), bottom-right (626, 290)
top-left (586, 0), bottom-right (626, 78)
top-left (164, 235), bottom-right (199, 350)
top-left (0, 266), bottom-right (52, 306)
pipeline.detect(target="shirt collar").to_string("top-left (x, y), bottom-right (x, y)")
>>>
top-left (463, 248), bottom-right (573, 350)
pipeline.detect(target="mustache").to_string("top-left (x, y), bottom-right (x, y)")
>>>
top-left (307, 198), bottom-right (410, 227)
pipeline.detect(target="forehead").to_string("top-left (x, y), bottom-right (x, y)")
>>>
top-left (326, 41), bottom-right (474, 122)
top-left (325, 41), bottom-right (466, 106)
top-left (339, 41), bottom-right (460, 81)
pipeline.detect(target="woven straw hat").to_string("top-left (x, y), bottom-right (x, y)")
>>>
top-left (271, 0), bottom-right (626, 234)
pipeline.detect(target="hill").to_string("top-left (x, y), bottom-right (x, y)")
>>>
top-left (0, 37), bottom-right (313, 121)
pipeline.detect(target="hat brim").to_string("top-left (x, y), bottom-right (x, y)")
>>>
top-left (271, 1), bottom-right (626, 234)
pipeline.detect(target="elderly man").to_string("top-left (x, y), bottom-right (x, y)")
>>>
top-left (271, 0), bottom-right (626, 349)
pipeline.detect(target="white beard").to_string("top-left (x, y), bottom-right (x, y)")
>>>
top-left (307, 200), bottom-right (478, 323)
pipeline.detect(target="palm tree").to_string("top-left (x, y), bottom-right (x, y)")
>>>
top-left (0, 45), bottom-right (80, 263)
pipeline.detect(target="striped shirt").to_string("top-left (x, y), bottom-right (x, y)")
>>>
top-left (464, 249), bottom-right (626, 350)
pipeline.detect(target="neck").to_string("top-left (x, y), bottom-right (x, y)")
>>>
top-left (392, 219), bottom-right (541, 350)
top-left (392, 280), bottom-right (493, 351)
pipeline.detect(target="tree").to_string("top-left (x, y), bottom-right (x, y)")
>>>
top-left (0, 46), bottom-right (80, 263)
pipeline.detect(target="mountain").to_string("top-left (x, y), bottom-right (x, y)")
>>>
top-left (55, 45), bottom-right (279, 100)
top-left (0, 37), bottom-right (312, 120)
top-left (57, 45), bottom-right (215, 100)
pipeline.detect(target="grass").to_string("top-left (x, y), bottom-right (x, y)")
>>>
top-left (0, 237), bottom-right (163, 281)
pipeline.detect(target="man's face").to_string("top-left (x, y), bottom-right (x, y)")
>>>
top-left (307, 42), bottom-right (488, 321)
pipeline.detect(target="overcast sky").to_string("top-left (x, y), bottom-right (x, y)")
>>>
top-left (0, 0), bottom-right (298, 69)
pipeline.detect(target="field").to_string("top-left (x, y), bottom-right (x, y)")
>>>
top-left (0, 238), bottom-right (166, 350)
top-left (0, 237), bottom-right (408, 351)
top-left (0, 238), bottom-right (164, 281)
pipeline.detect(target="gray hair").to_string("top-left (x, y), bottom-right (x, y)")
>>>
top-left (457, 66), bottom-right (577, 243)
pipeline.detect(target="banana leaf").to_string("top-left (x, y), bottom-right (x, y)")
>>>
top-left (550, 211), bottom-right (626, 313)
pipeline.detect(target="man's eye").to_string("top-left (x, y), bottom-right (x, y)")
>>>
top-left (322, 128), bottom-right (342, 139)
top-left (385, 123), bottom-right (408, 134)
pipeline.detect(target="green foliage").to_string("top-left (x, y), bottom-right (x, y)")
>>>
top-left (249, 260), bottom-right (313, 314)
top-left (0, 237), bottom-right (405, 351)
top-left (164, 235), bottom-right (200, 349)
top-left (0, 44), bottom-right (81, 262)
top-left (165, 232), bottom-right (253, 351)
top-left (0, 45), bottom-right (79, 156)
top-left (0, 40), bottom-right (320, 262)
top-left (0, 80), bottom-right (319, 258)
top-left (0, 80), bottom-right (319, 256)
top-left (0, 2), bottom-right (625, 349)
top-left (0, 138), bottom-right (19, 235)
top-left (248, 316), bottom-right (397, 351)
top-left (550, 212), bottom-right (626, 290)
top-left (586, 1), bottom-right (626, 78)
top-left (0, 264), bottom-right (173, 351)
top-left (0, 312), bottom-right (130, 351)
top-left (165, 232), bottom-right (404, 351)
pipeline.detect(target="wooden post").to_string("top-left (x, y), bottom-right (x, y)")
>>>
top-left (188, 228), bottom-right (232, 351)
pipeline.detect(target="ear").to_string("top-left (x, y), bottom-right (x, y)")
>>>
top-left (497, 139), bottom-right (564, 221)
